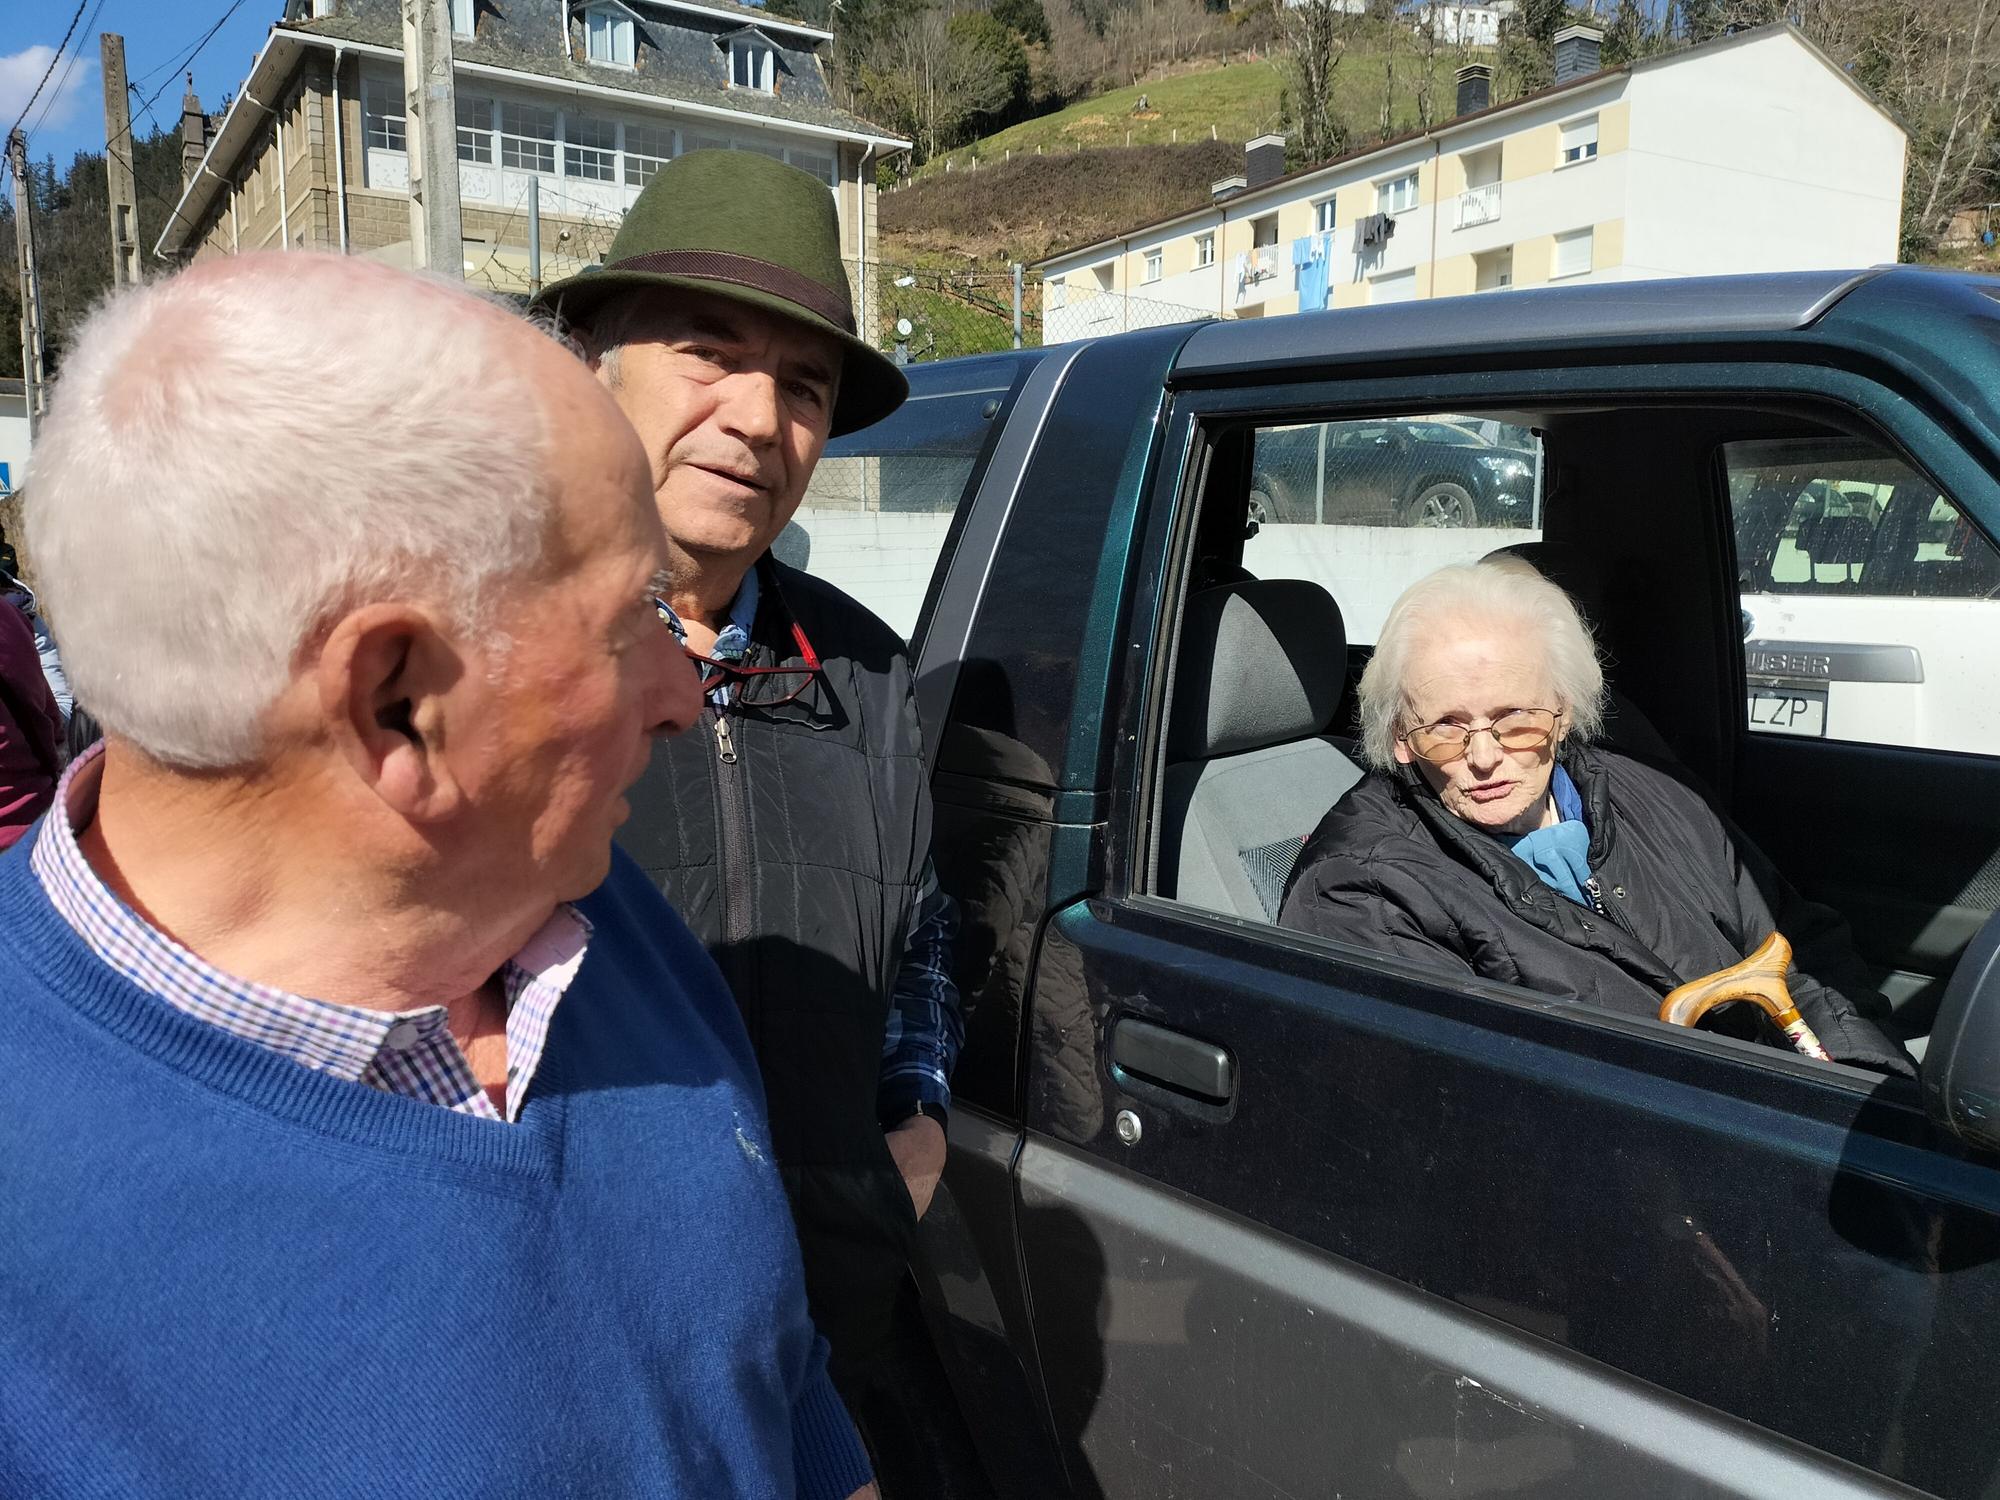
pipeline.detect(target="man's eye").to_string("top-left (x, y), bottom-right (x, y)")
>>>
top-left (787, 380), bottom-right (827, 407)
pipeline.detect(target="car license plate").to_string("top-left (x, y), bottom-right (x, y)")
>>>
top-left (1748, 686), bottom-right (1827, 737)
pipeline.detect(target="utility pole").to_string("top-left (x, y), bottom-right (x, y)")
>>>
top-left (6, 130), bottom-right (48, 441)
top-left (401, 0), bottom-right (463, 276)
top-left (102, 33), bottom-right (143, 288)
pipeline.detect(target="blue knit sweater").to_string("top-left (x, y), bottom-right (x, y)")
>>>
top-left (0, 839), bottom-right (871, 1499)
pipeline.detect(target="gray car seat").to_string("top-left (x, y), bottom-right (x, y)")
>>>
top-left (1160, 579), bottom-right (1364, 922)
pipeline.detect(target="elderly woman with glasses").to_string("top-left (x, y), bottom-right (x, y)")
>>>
top-left (1278, 557), bottom-right (1911, 1074)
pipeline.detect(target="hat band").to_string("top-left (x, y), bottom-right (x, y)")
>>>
top-left (603, 249), bottom-right (856, 336)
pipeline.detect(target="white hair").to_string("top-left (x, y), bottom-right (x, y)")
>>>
top-left (1356, 556), bottom-right (1606, 771)
top-left (27, 253), bottom-right (555, 770)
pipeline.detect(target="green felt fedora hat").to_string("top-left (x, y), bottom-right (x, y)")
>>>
top-left (532, 149), bottom-right (906, 437)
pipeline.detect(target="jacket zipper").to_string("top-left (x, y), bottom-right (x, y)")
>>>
top-left (1582, 876), bottom-right (1611, 917)
top-left (709, 708), bottom-right (753, 948)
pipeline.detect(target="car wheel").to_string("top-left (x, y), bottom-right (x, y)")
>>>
top-left (1248, 487), bottom-right (1275, 527)
top-left (1407, 481), bottom-right (1479, 528)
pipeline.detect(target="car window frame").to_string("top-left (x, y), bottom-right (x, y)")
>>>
top-left (1109, 363), bottom-right (1994, 1101)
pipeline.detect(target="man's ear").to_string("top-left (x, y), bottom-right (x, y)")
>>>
top-left (316, 604), bottom-right (470, 823)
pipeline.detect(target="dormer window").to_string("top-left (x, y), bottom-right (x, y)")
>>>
top-left (729, 35), bottom-right (776, 92)
top-left (450, 0), bottom-right (474, 37)
top-left (585, 5), bottom-right (636, 67)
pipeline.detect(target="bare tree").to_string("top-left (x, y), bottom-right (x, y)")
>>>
top-left (857, 6), bottom-right (1016, 162)
top-left (1281, 0), bottom-right (1360, 163)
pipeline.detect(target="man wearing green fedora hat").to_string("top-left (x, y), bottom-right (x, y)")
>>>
top-left (534, 151), bottom-right (972, 1489)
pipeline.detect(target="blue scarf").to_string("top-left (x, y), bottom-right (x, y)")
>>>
top-left (1506, 766), bottom-right (1591, 906)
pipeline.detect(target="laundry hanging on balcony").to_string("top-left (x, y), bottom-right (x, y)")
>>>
top-left (1292, 231), bottom-right (1334, 312)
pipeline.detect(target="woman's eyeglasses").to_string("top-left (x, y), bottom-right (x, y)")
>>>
top-left (1400, 707), bottom-right (1561, 765)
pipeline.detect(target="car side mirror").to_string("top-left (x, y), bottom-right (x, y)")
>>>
top-left (1921, 908), bottom-right (2000, 1155)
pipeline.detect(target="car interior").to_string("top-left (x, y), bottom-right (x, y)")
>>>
top-left (1150, 397), bottom-right (2000, 1064)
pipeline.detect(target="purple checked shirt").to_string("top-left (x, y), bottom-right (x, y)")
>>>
top-left (29, 744), bottom-right (585, 1123)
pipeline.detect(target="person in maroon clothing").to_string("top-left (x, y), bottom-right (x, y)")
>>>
top-left (0, 595), bottom-right (63, 849)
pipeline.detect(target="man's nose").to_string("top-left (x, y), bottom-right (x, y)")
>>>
top-left (716, 368), bottom-right (784, 447)
top-left (649, 639), bottom-right (706, 737)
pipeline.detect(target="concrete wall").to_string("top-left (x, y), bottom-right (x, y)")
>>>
top-left (1243, 522), bottom-right (1540, 643)
top-left (787, 508), bottom-right (956, 641)
top-left (0, 397), bottom-right (30, 499)
top-left (1621, 28), bottom-right (1904, 276)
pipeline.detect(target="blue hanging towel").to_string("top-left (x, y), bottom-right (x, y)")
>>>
top-left (1295, 233), bottom-right (1333, 312)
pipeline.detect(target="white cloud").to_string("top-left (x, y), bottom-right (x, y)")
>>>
top-left (0, 44), bottom-right (99, 135)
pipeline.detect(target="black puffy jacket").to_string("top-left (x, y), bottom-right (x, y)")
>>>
top-left (1279, 744), bottom-right (1912, 1074)
top-left (617, 558), bottom-right (933, 1371)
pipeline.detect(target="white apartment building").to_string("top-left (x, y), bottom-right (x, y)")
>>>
top-left (1038, 23), bottom-right (1906, 343)
top-left (1412, 1), bottom-right (1511, 49)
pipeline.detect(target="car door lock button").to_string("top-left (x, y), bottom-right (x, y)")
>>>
top-left (1115, 1109), bottom-right (1143, 1146)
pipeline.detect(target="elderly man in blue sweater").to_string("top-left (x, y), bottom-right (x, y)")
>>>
top-left (0, 253), bottom-right (878, 1500)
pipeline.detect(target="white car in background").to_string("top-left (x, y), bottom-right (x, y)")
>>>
top-left (1729, 437), bottom-right (2000, 756)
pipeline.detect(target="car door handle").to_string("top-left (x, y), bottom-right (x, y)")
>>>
top-left (1111, 1018), bottom-right (1235, 1105)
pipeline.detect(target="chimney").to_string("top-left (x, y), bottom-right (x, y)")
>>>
top-left (1210, 174), bottom-right (1247, 203)
top-left (180, 76), bottom-right (207, 188)
top-left (1553, 25), bottom-right (1603, 84)
top-left (1455, 63), bottom-right (1492, 117)
top-left (1244, 133), bottom-right (1286, 189)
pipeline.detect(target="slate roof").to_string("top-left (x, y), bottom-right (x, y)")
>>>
top-left (289, 0), bottom-right (892, 138)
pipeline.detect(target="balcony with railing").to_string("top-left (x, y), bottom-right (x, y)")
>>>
top-left (1235, 245), bottom-right (1279, 305)
top-left (1457, 181), bottom-right (1502, 230)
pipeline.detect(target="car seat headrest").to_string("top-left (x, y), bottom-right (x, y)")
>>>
top-left (1169, 579), bottom-right (1347, 762)
top-left (1485, 540), bottom-right (1607, 625)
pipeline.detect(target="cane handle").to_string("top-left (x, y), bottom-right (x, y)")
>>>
top-left (1658, 932), bottom-right (1833, 1062)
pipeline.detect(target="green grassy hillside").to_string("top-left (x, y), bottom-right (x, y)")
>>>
top-left (922, 33), bottom-right (1489, 177)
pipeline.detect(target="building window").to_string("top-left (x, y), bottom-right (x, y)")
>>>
top-left (1377, 172), bottom-right (1418, 215)
top-left (362, 76), bottom-right (405, 152)
top-left (565, 113), bottom-right (617, 181)
top-left (1371, 267), bottom-right (1417, 304)
top-left (788, 147), bottom-right (837, 186)
top-left (1474, 245), bottom-right (1513, 292)
top-left (731, 38), bottom-right (775, 92)
top-left (1552, 226), bottom-right (1594, 278)
top-left (499, 99), bottom-right (557, 173)
top-left (586, 6), bottom-right (636, 67)
top-left (456, 95), bottom-right (493, 164)
top-left (625, 119), bottom-right (675, 186)
top-left (450, 0), bottom-right (475, 37)
top-left (1195, 232), bottom-right (1215, 267)
top-left (1560, 115), bottom-right (1599, 166)
top-left (1313, 196), bottom-right (1337, 235)
top-left (1143, 249), bottom-right (1163, 283)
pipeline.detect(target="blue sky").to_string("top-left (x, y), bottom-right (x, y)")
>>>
top-left (2, 1), bottom-right (283, 175)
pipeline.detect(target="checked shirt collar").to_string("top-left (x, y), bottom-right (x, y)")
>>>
top-left (30, 744), bottom-right (589, 1123)
top-left (656, 563), bottom-right (760, 706)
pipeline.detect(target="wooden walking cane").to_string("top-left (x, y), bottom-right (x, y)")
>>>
top-left (1658, 932), bottom-right (1834, 1062)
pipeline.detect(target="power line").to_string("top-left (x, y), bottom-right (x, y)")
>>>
top-left (107, 0), bottom-right (257, 163)
top-left (6, 0), bottom-right (93, 141)
top-left (27, 0), bottom-right (109, 140)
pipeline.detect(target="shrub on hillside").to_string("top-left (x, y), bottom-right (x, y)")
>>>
top-left (880, 139), bottom-right (1242, 262)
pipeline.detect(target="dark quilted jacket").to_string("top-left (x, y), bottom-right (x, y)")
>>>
top-left (1280, 743), bottom-right (1913, 1075)
top-left (617, 558), bottom-right (931, 1368)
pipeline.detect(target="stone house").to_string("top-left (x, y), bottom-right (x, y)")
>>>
top-left (155, 0), bottom-right (906, 317)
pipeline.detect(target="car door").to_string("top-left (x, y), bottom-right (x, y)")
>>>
top-left (1004, 361), bottom-right (2000, 1500)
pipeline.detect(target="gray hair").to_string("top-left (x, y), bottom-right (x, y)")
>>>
top-left (27, 253), bottom-right (555, 770)
top-left (1356, 556), bottom-right (1606, 770)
